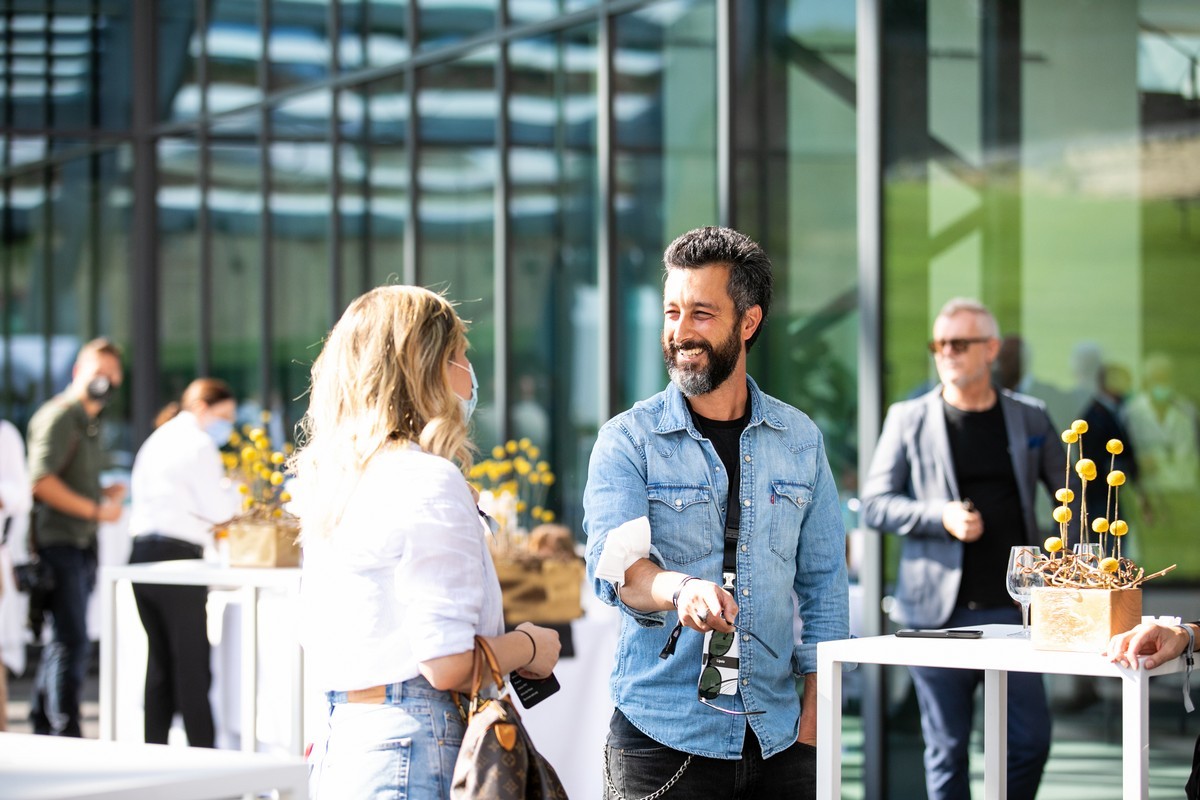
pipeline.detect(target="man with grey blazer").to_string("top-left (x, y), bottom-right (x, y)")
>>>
top-left (862, 298), bottom-right (1065, 800)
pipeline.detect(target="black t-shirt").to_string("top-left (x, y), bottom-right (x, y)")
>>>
top-left (689, 404), bottom-right (751, 533)
top-left (943, 398), bottom-right (1026, 609)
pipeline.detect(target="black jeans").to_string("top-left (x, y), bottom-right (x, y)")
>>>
top-left (29, 544), bottom-right (96, 737)
top-left (604, 709), bottom-right (816, 800)
top-left (129, 534), bottom-right (214, 747)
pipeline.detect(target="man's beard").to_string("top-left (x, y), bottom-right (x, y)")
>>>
top-left (662, 319), bottom-right (743, 398)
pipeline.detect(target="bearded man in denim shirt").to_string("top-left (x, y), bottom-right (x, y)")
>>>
top-left (583, 226), bottom-right (848, 799)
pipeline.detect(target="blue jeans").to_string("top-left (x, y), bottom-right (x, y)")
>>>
top-left (30, 544), bottom-right (96, 737)
top-left (908, 606), bottom-right (1051, 800)
top-left (309, 676), bottom-right (466, 800)
top-left (603, 708), bottom-right (816, 799)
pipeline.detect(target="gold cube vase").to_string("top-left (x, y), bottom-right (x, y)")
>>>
top-left (1030, 586), bottom-right (1141, 652)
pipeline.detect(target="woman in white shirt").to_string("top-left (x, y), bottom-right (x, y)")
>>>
top-left (294, 285), bottom-right (561, 800)
top-left (128, 378), bottom-right (240, 747)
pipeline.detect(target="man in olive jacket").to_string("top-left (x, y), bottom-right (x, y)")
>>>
top-left (26, 338), bottom-right (125, 737)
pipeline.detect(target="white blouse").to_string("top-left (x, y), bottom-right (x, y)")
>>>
top-left (128, 411), bottom-right (241, 547)
top-left (299, 444), bottom-right (504, 692)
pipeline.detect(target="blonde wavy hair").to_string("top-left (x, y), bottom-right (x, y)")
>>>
top-left (290, 285), bottom-right (474, 539)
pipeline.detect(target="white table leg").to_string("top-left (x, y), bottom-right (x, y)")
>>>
top-left (816, 655), bottom-right (842, 799)
top-left (983, 668), bottom-right (1006, 800)
top-left (99, 572), bottom-right (116, 741)
top-left (1122, 664), bottom-right (1150, 800)
top-left (240, 585), bottom-right (258, 754)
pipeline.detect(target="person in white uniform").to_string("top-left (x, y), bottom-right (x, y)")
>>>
top-left (0, 418), bottom-right (33, 730)
top-left (294, 285), bottom-right (561, 800)
top-left (128, 378), bottom-right (240, 747)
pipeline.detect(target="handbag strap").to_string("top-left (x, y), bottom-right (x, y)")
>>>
top-left (459, 636), bottom-right (510, 719)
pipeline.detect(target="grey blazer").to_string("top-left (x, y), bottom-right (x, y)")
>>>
top-left (861, 386), bottom-right (1066, 628)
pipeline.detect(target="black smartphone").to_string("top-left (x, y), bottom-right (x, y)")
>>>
top-left (509, 671), bottom-right (561, 708)
top-left (895, 628), bottom-right (984, 639)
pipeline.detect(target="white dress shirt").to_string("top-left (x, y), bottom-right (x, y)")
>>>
top-left (0, 419), bottom-right (32, 537)
top-left (128, 410), bottom-right (241, 547)
top-left (299, 444), bottom-right (504, 692)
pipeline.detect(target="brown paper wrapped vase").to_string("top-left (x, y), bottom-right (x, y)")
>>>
top-left (227, 518), bottom-right (301, 568)
top-left (492, 557), bottom-right (584, 625)
top-left (1030, 586), bottom-right (1141, 652)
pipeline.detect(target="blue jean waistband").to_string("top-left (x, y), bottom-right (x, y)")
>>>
top-left (326, 675), bottom-right (453, 705)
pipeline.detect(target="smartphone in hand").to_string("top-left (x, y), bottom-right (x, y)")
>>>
top-left (509, 671), bottom-right (561, 708)
top-left (895, 628), bottom-right (983, 639)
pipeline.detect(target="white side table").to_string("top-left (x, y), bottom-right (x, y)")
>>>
top-left (817, 623), bottom-right (1184, 800)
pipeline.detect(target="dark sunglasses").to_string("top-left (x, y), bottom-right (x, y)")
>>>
top-left (928, 337), bottom-right (990, 355)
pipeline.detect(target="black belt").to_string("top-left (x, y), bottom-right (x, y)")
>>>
top-left (135, 533), bottom-right (204, 558)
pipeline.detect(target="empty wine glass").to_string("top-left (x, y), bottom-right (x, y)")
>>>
top-left (1006, 546), bottom-right (1043, 638)
top-left (1072, 542), bottom-right (1103, 567)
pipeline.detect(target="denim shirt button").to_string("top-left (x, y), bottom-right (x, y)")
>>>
top-left (741, 588), bottom-right (750, 597)
top-left (675, 499), bottom-right (682, 507)
top-left (743, 454), bottom-right (751, 462)
top-left (741, 678), bottom-right (750, 686)
top-left (742, 499), bottom-right (751, 507)
top-left (742, 634), bottom-right (750, 642)
top-left (740, 544), bottom-right (747, 553)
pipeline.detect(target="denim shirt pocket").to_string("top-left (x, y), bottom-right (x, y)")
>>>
top-left (768, 480), bottom-right (813, 561)
top-left (646, 483), bottom-right (715, 567)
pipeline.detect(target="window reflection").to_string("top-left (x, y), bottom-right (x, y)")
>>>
top-left (613, 1), bottom-right (718, 410)
top-left (417, 49), bottom-right (497, 443)
top-left (157, 137), bottom-right (203, 406)
top-left (204, 0), bottom-right (262, 117)
top-left (269, 0), bottom-right (331, 91)
top-left (418, 0), bottom-right (497, 52)
top-left (508, 25), bottom-right (598, 535)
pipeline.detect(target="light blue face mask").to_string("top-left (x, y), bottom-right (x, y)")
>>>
top-left (205, 417), bottom-right (235, 447)
top-left (455, 361), bottom-right (479, 422)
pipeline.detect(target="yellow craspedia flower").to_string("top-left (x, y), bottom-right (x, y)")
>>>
top-left (542, 473), bottom-right (556, 486)
top-left (241, 446), bottom-right (258, 462)
top-left (1055, 488), bottom-right (1075, 503)
top-left (1061, 430), bottom-right (1078, 444)
top-left (514, 458), bottom-right (532, 476)
top-left (270, 471), bottom-right (285, 486)
top-left (271, 507), bottom-right (283, 518)
top-left (519, 437), bottom-right (532, 451)
top-left (527, 446), bottom-right (540, 460)
top-left (1052, 505), bottom-right (1072, 523)
top-left (243, 497), bottom-right (255, 510)
top-left (529, 472), bottom-right (541, 485)
top-left (537, 461), bottom-right (550, 472)
top-left (279, 491), bottom-right (292, 502)
top-left (516, 501), bottom-right (528, 512)
top-left (1044, 536), bottom-right (1064, 553)
top-left (532, 506), bottom-right (544, 519)
top-left (222, 453), bottom-right (238, 470)
top-left (1071, 419), bottom-right (1089, 434)
top-left (249, 428), bottom-right (266, 441)
top-left (270, 451), bottom-right (286, 465)
top-left (1092, 517), bottom-right (1109, 533)
top-left (505, 440), bottom-right (518, 454)
top-left (1107, 470), bottom-right (1125, 487)
top-left (228, 432), bottom-right (242, 446)
top-left (237, 484), bottom-right (250, 495)
top-left (1099, 557), bottom-right (1119, 573)
top-left (1110, 519), bottom-right (1129, 536)
top-left (492, 445), bottom-right (506, 459)
top-left (541, 510), bottom-right (556, 523)
top-left (1106, 439), bottom-right (1124, 455)
top-left (1075, 459), bottom-right (1097, 482)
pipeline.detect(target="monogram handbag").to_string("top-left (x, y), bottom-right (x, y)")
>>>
top-left (450, 636), bottom-right (569, 800)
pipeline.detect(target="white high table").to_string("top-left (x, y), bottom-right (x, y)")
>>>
top-left (817, 624), bottom-right (1184, 800)
top-left (98, 561), bottom-right (305, 755)
top-left (0, 731), bottom-right (306, 799)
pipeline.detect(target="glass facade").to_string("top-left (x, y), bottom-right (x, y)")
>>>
top-left (1, 1), bottom-right (1197, 796)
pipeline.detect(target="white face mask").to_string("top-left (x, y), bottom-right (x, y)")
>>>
top-left (454, 360), bottom-right (479, 422)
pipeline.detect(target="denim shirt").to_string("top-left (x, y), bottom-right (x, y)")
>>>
top-left (583, 377), bottom-right (848, 759)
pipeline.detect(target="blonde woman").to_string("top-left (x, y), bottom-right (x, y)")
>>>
top-left (295, 286), bottom-right (561, 800)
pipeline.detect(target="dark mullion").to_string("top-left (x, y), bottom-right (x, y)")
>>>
top-left (258, 0), bottom-right (272, 406)
top-left (493, 0), bottom-right (511, 443)
top-left (716, 0), bottom-right (732, 228)
top-left (359, 1), bottom-right (373, 292)
top-left (403, 0), bottom-right (419, 285)
top-left (596, 9), bottom-right (616, 420)
top-left (328, 0), bottom-right (342, 320)
top-left (3, 10), bottom-right (13, 417)
top-left (197, 0), bottom-right (211, 374)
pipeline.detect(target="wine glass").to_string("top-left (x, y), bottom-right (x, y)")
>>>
top-left (1006, 546), bottom-right (1043, 638)
top-left (1072, 542), bottom-right (1103, 567)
